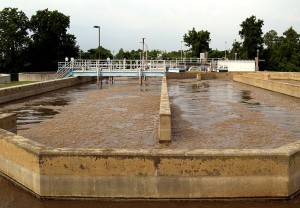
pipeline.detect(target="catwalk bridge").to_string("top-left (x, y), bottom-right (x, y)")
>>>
top-left (53, 59), bottom-right (202, 79)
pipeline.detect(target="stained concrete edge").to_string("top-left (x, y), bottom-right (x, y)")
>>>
top-left (1, 126), bottom-right (300, 198)
top-left (0, 76), bottom-right (95, 104)
top-left (159, 76), bottom-right (171, 142)
top-left (233, 73), bottom-right (300, 98)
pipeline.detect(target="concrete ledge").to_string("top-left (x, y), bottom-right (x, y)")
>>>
top-left (233, 73), bottom-right (300, 98)
top-left (1, 126), bottom-right (300, 198)
top-left (0, 113), bottom-right (17, 134)
top-left (245, 72), bottom-right (300, 81)
top-left (0, 76), bottom-right (95, 104)
top-left (159, 76), bottom-right (171, 142)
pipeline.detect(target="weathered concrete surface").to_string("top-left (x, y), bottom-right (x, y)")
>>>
top-left (18, 72), bottom-right (56, 82)
top-left (233, 73), bottom-right (300, 98)
top-left (196, 73), bottom-right (202, 81)
top-left (167, 72), bottom-right (250, 80)
top-left (1, 125), bottom-right (300, 198)
top-left (0, 113), bottom-right (17, 134)
top-left (0, 129), bottom-right (44, 195)
top-left (258, 72), bottom-right (300, 81)
top-left (0, 76), bottom-right (95, 104)
top-left (166, 72), bottom-right (197, 79)
top-left (159, 76), bottom-right (171, 142)
top-left (0, 74), bottom-right (11, 84)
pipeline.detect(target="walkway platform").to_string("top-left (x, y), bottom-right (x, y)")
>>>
top-left (54, 59), bottom-right (184, 79)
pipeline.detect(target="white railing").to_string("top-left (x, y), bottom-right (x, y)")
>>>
top-left (57, 59), bottom-right (184, 74)
top-left (53, 62), bottom-right (73, 79)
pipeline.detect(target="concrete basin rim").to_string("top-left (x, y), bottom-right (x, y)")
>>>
top-left (2, 129), bottom-right (300, 157)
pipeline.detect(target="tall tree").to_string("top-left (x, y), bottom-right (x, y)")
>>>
top-left (183, 28), bottom-right (211, 57)
top-left (81, 46), bottom-right (112, 60)
top-left (116, 48), bottom-right (125, 59)
top-left (263, 30), bottom-right (280, 70)
top-left (28, 9), bottom-right (79, 71)
top-left (278, 27), bottom-right (300, 71)
top-left (229, 40), bottom-right (242, 59)
top-left (239, 15), bottom-right (264, 59)
top-left (264, 30), bottom-right (279, 48)
top-left (0, 8), bottom-right (30, 73)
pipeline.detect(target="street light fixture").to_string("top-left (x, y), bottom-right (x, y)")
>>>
top-left (93, 25), bottom-right (100, 60)
top-left (181, 41), bottom-right (183, 62)
top-left (225, 41), bottom-right (227, 59)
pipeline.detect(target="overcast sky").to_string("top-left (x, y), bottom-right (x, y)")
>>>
top-left (1, 0), bottom-right (300, 54)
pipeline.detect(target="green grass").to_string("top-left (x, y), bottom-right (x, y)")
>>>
top-left (0, 81), bottom-right (37, 89)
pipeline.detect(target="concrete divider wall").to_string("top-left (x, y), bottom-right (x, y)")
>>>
top-left (0, 74), bottom-right (11, 84)
top-left (0, 77), bottom-right (95, 104)
top-left (19, 72), bottom-right (56, 82)
top-left (242, 72), bottom-right (300, 81)
top-left (1, 125), bottom-right (300, 199)
top-left (159, 76), bottom-right (171, 142)
top-left (0, 113), bottom-right (17, 134)
top-left (166, 72), bottom-right (197, 79)
top-left (266, 72), bottom-right (300, 81)
top-left (233, 74), bottom-right (300, 98)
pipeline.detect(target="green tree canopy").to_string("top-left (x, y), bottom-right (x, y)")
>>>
top-left (208, 49), bottom-right (224, 59)
top-left (239, 15), bottom-right (264, 59)
top-left (115, 48), bottom-right (125, 59)
top-left (262, 27), bottom-right (300, 71)
top-left (277, 27), bottom-right (300, 71)
top-left (81, 46), bottom-right (112, 59)
top-left (264, 30), bottom-right (279, 48)
top-left (0, 8), bottom-right (30, 73)
top-left (183, 28), bottom-right (211, 57)
top-left (228, 40), bottom-right (242, 59)
top-left (28, 9), bottom-right (79, 71)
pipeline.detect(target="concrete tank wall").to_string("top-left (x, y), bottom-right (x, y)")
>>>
top-left (233, 73), bottom-right (300, 98)
top-left (18, 72), bottom-right (56, 82)
top-left (0, 74), bottom-right (11, 84)
top-left (0, 113), bottom-right (17, 134)
top-left (0, 76), bottom-right (95, 104)
top-left (1, 120), bottom-right (300, 199)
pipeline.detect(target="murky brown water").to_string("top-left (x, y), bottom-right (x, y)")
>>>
top-left (2, 79), bottom-right (299, 150)
top-left (168, 79), bottom-right (300, 149)
top-left (1, 175), bottom-right (300, 208)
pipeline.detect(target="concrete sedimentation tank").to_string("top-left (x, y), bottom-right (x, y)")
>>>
top-left (0, 72), bottom-right (300, 199)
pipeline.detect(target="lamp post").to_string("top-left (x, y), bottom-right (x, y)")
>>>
top-left (225, 41), bottom-right (227, 59)
top-left (256, 49), bottom-right (260, 71)
top-left (181, 41), bottom-right (183, 62)
top-left (93, 26), bottom-right (100, 60)
top-left (142, 38), bottom-right (145, 68)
